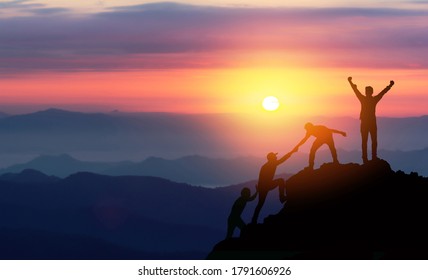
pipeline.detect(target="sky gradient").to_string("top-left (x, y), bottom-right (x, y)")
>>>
top-left (1, 0), bottom-right (428, 116)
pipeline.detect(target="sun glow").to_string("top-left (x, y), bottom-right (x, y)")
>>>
top-left (262, 96), bottom-right (280, 111)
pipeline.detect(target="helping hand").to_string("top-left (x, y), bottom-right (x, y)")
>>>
top-left (348, 77), bottom-right (352, 82)
top-left (390, 80), bottom-right (395, 86)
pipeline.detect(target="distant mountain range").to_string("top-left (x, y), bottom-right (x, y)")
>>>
top-left (0, 108), bottom-right (426, 168)
top-left (0, 108), bottom-right (236, 161)
top-left (0, 168), bottom-right (60, 184)
top-left (0, 169), bottom-right (282, 259)
top-left (0, 154), bottom-right (262, 186)
top-left (0, 148), bottom-right (427, 186)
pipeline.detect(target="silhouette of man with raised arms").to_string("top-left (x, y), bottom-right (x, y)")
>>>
top-left (296, 122), bottom-right (346, 169)
top-left (226, 186), bottom-right (258, 238)
top-left (348, 77), bottom-right (394, 163)
top-left (251, 148), bottom-right (297, 224)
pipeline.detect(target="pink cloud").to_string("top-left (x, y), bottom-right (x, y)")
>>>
top-left (1, 3), bottom-right (428, 73)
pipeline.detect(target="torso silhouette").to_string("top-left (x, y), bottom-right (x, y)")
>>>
top-left (307, 125), bottom-right (333, 141)
top-left (357, 95), bottom-right (381, 123)
top-left (229, 197), bottom-right (248, 218)
top-left (258, 161), bottom-right (277, 189)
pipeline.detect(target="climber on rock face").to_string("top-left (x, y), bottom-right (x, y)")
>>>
top-left (251, 147), bottom-right (298, 224)
top-left (226, 186), bottom-right (257, 238)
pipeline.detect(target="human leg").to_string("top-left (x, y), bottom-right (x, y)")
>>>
top-left (251, 191), bottom-right (267, 224)
top-left (369, 122), bottom-right (378, 160)
top-left (309, 139), bottom-right (323, 169)
top-left (226, 217), bottom-right (235, 238)
top-left (236, 217), bottom-right (246, 233)
top-left (361, 122), bottom-right (369, 163)
top-left (270, 178), bottom-right (286, 203)
top-left (327, 138), bottom-right (339, 164)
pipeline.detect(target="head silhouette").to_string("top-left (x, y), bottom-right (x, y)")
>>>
top-left (365, 86), bottom-right (373, 96)
top-left (266, 152), bottom-right (278, 161)
top-left (304, 122), bottom-right (314, 131)
top-left (241, 187), bottom-right (251, 198)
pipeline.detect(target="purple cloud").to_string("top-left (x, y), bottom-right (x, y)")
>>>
top-left (1, 2), bottom-right (428, 73)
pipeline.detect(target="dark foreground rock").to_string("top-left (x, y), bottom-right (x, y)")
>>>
top-left (208, 160), bottom-right (428, 259)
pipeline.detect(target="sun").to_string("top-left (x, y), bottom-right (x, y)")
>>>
top-left (262, 96), bottom-right (280, 111)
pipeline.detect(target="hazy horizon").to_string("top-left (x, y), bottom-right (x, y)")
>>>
top-left (0, 109), bottom-right (426, 178)
top-left (0, 106), bottom-right (427, 118)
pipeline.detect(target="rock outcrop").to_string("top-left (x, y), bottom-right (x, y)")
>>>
top-left (208, 160), bottom-right (428, 259)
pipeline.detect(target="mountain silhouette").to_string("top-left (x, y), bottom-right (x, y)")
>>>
top-left (0, 154), bottom-right (263, 186)
top-left (0, 228), bottom-right (151, 260)
top-left (0, 169), bottom-right (60, 184)
top-left (0, 154), bottom-right (127, 178)
top-left (2, 150), bottom-right (428, 186)
top-left (0, 171), bottom-right (282, 259)
top-left (104, 155), bottom-right (262, 186)
top-left (0, 108), bottom-right (236, 162)
top-left (0, 108), bottom-right (120, 132)
top-left (208, 160), bottom-right (428, 259)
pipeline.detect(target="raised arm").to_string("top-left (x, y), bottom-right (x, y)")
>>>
top-left (376, 80), bottom-right (394, 100)
top-left (348, 76), bottom-right (363, 99)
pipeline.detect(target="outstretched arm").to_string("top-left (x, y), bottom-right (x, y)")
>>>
top-left (249, 186), bottom-right (258, 201)
top-left (295, 133), bottom-right (310, 149)
top-left (376, 80), bottom-right (394, 100)
top-left (277, 145), bottom-right (299, 164)
top-left (330, 128), bottom-right (347, 137)
top-left (348, 77), bottom-right (363, 99)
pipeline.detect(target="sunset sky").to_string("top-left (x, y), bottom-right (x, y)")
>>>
top-left (1, 0), bottom-right (428, 117)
